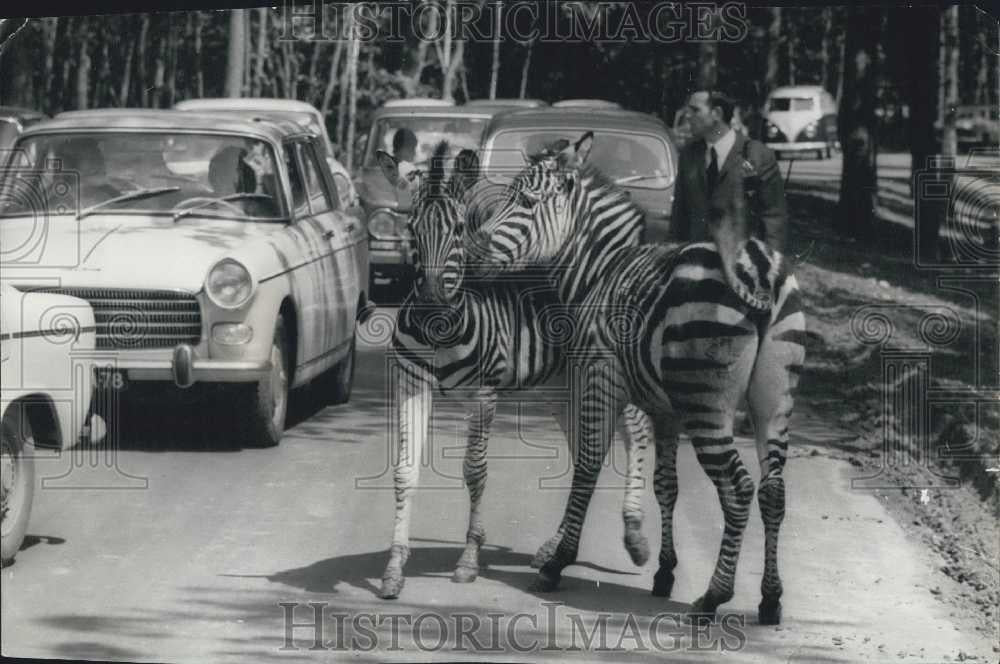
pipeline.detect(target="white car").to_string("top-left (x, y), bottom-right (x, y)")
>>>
top-left (173, 98), bottom-right (359, 210)
top-left (1, 283), bottom-right (96, 565)
top-left (1, 109), bottom-right (370, 448)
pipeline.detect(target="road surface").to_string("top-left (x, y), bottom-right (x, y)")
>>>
top-left (1, 307), bottom-right (994, 662)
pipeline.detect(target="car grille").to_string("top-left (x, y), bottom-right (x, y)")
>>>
top-left (27, 287), bottom-right (202, 350)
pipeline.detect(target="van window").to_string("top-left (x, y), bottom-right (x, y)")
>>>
top-left (770, 97), bottom-right (815, 112)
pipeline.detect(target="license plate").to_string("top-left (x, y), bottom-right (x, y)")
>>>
top-left (93, 367), bottom-right (129, 391)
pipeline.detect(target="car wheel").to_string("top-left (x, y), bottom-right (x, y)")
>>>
top-left (236, 318), bottom-right (289, 448)
top-left (323, 336), bottom-right (356, 405)
top-left (1, 413), bottom-right (35, 567)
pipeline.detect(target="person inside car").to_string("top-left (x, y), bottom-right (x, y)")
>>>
top-left (207, 144), bottom-right (279, 216)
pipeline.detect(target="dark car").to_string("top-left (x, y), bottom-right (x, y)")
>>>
top-left (480, 107), bottom-right (679, 242)
top-left (0, 107), bottom-right (48, 152)
top-left (355, 103), bottom-right (500, 287)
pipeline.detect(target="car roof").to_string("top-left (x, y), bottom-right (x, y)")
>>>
top-left (464, 98), bottom-right (548, 109)
top-left (382, 98), bottom-right (455, 108)
top-left (370, 105), bottom-right (497, 120)
top-left (485, 107), bottom-right (669, 137)
top-left (768, 85), bottom-right (828, 98)
top-left (174, 97), bottom-right (322, 115)
top-left (552, 99), bottom-right (622, 109)
top-left (28, 109), bottom-right (310, 142)
top-left (0, 106), bottom-right (47, 121)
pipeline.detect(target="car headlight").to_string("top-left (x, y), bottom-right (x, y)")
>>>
top-left (766, 122), bottom-right (779, 138)
top-left (369, 209), bottom-right (400, 239)
top-left (802, 122), bottom-right (818, 138)
top-left (205, 258), bottom-right (254, 309)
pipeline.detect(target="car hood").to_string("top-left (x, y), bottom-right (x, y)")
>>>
top-left (357, 167), bottom-right (407, 212)
top-left (1, 214), bottom-right (270, 291)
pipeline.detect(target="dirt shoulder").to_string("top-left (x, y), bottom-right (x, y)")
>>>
top-left (784, 185), bottom-right (999, 657)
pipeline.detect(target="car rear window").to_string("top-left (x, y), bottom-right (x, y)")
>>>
top-left (484, 129), bottom-right (674, 189)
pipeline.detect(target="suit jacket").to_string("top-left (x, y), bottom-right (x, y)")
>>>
top-left (669, 132), bottom-right (788, 252)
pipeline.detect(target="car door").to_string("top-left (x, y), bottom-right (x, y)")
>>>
top-left (295, 139), bottom-right (358, 363)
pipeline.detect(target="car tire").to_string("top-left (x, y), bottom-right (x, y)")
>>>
top-left (1, 413), bottom-right (36, 567)
top-left (235, 318), bottom-right (289, 448)
top-left (323, 336), bottom-right (356, 406)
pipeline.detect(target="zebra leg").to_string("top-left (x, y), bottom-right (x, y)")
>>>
top-left (531, 403), bottom-right (570, 569)
top-left (651, 416), bottom-right (680, 597)
top-left (619, 403), bottom-right (651, 567)
top-left (453, 387), bottom-right (497, 583)
top-left (748, 319), bottom-right (805, 625)
top-left (531, 359), bottom-right (626, 592)
top-left (380, 363), bottom-right (433, 600)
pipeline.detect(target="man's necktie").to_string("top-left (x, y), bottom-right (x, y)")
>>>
top-left (707, 145), bottom-right (719, 195)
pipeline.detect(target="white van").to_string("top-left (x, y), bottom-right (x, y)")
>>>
top-left (764, 85), bottom-right (838, 159)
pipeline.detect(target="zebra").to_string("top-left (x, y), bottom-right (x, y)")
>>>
top-left (375, 142), bottom-right (653, 600)
top-left (463, 132), bottom-right (807, 625)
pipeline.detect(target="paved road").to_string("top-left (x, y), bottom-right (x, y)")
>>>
top-left (1, 308), bottom-right (994, 662)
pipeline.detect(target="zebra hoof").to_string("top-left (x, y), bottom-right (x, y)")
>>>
top-left (651, 568), bottom-right (675, 598)
top-left (451, 565), bottom-right (479, 584)
top-left (686, 595), bottom-right (719, 625)
top-left (758, 598), bottom-right (782, 625)
top-left (379, 574), bottom-right (405, 599)
top-left (529, 568), bottom-right (561, 593)
top-left (624, 528), bottom-right (650, 567)
top-left (531, 536), bottom-right (561, 569)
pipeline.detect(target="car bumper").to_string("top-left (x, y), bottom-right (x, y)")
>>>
top-left (106, 344), bottom-right (271, 387)
top-left (766, 141), bottom-right (828, 152)
top-left (370, 240), bottom-right (412, 268)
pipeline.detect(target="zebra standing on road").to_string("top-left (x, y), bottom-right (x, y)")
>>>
top-left (464, 133), bottom-right (807, 624)
top-left (376, 142), bottom-right (653, 600)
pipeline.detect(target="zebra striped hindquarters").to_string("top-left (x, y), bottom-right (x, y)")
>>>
top-left (465, 133), bottom-right (806, 625)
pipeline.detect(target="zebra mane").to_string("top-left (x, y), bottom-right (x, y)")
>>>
top-left (570, 161), bottom-right (647, 236)
top-left (424, 141), bottom-right (450, 196)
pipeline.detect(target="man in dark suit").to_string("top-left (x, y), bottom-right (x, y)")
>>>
top-left (670, 90), bottom-right (788, 253)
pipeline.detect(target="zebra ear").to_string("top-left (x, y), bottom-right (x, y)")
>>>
top-left (571, 131), bottom-right (594, 166)
top-left (376, 150), bottom-right (401, 187)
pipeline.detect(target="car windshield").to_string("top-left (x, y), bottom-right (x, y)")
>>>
top-left (769, 97), bottom-right (815, 112)
top-left (363, 115), bottom-right (488, 175)
top-left (0, 131), bottom-right (284, 219)
top-left (484, 129), bottom-right (674, 189)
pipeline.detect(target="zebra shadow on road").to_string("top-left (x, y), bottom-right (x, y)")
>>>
top-left (258, 537), bottom-right (697, 618)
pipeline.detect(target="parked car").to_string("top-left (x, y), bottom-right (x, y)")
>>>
top-left (935, 105), bottom-right (1000, 148)
top-left (763, 85), bottom-right (838, 159)
top-left (0, 109), bottom-right (369, 448)
top-left (1, 283), bottom-right (96, 565)
top-left (355, 103), bottom-right (497, 287)
top-left (173, 98), bottom-right (358, 210)
top-left (0, 107), bottom-right (48, 152)
top-left (480, 107), bottom-right (679, 242)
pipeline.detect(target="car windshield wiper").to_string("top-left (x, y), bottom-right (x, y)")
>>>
top-left (76, 187), bottom-right (180, 220)
top-left (614, 174), bottom-right (667, 185)
top-left (172, 192), bottom-right (275, 222)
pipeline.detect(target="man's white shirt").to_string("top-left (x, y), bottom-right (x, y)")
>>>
top-left (705, 127), bottom-right (737, 170)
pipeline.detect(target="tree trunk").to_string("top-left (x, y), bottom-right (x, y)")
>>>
top-left (901, 6), bottom-right (943, 263)
top-left (836, 6), bottom-right (881, 240)
top-left (226, 9), bottom-right (246, 97)
top-left (167, 16), bottom-right (178, 106)
top-left (76, 18), bottom-right (91, 110)
top-left (820, 8), bottom-right (832, 92)
top-left (96, 35), bottom-right (111, 107)
top-left (58, 19), bottom-right (74, 110)
top-left (975, 32), bottom-right (989, 105)
top-left (153, 22), bottom-right (167, 108)
top-left (765, 8), bottom-right (781, 99)
top-left (519, 38), bottom-right (533, 98)
top-left (337, 7), bottom-right (355, 149)
top-left (42, 17), bottom-right (59, 112)
top-left (252, 8), bottom-right (268, 97)
top-left (345, 18), bottom-right (360, 172)
top-left (320, 22), bottom-right (345, 118)
top-left (307, 42), bottom-right (323, 105)
top-left (835, 24), bottom-right (845, 104)
top-left (786, 10), bottom-right (796, 86)
top-left (137, 15), bottom-right (149, 106)
top-left (0, 20), bottom-right (37, 110)
top-left (399, 0), bottom-right (435, 97)
top-left (194, 12), bottom-right (204, 98)
top-left (939, 5), bottom-right (959, 157)
top-left (119, 24), bottom-right (135, 106)
top-left (489, 0), bottom-right (502, 99)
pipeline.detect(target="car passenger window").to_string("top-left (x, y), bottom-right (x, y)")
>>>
top-left (284, 144), bottom-right (308, 217)
top-left (297, 142), bottom-right (335, 214)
